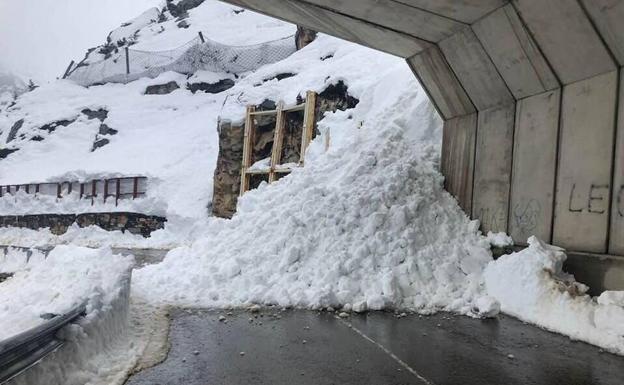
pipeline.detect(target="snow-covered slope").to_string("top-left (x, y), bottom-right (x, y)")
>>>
top-left (0, 69), bottom-right (26, 111)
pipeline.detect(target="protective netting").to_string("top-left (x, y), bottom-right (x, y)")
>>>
top-left (67, 34), bottom-right (296, 86)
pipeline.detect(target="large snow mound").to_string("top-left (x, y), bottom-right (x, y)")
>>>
top-left (133, 64), bottom-right (493, 314)
top-left (485, 236), bottom-right (624, 355)
top-left (0, 245), bottom-right (133, 340)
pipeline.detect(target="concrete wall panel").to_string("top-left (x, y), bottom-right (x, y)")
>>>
top-left (303, 0), bottom-right (465, 43)
top-left (441, 114), bottom-right (477, 213)
top-left (472, 5), bottom-right (558, 99)
top-left (581, 0), bottom-right (624, 66)
top-left (553, 71), bottom-right (618, 253)
top-left (472, 104), bottom-right (515, 233)
top-left (512, 0), bottom-right (616, 84)
top-left (439, 27), bottom-right (514, 110)
top-left (217, 0), bottom-right (429, 57)
top-left (610, 68), bottom-right (624, 255)
top-left (407, 46), bottom-right (475, 120)
top-left (509, 90), bottom-right (560, 244)
top-left (392, 0), bottom-right (507, 23)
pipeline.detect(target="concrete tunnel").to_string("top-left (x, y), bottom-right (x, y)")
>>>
top-left (218, 0), bottom-right (624, 291)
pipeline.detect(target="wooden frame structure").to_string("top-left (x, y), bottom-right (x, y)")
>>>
top-left (240, 91), bottom-right (317, 195)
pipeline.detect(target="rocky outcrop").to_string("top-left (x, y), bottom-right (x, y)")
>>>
top-left (295, 27), bottom-right (317, 50)
top-left (187, 79), bottom-right (234, 94)
top-left (212, 119), bottom-right (245, 219)
top-left (145, 81), bottom-right (180, 95)
top-left (0, 212), bottom-right (166, 237)
top-left (6, 119), bottom-right (24, 143)
top-left (167, 0), bottom-right (206, 19)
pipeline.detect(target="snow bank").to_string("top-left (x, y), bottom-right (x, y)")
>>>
top-left (133, 63), bottom-right (493, 314)
top-left (485, 237), bottom-right (624, 354)
top-left (0, 246), bottom-right (138, 385)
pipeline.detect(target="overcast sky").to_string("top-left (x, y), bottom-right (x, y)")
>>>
top-left (0, 0), bottom-right (162, 83)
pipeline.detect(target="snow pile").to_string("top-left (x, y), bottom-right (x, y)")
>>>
top-left (0, 247), bottom-right (45, 274)
top-left (133, 63), bottom-right (494, 314)
top-left (0, 246), bottom-right (138, 385)
top-left (485, 237), bottom-right (624, 355)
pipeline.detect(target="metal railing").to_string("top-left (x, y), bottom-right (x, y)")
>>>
top-left (0, 176), bottom-right (147, 206)
top-left (0, 302), bottom-right (86, 384)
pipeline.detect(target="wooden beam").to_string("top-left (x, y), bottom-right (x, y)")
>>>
top-left (269, 102), bottom-right (286, 183)
top-left (240, 105), bottom-right (256, 195)
top-left (300, 91), bottom-right (317, 164)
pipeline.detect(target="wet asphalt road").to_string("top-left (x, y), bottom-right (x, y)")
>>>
top-left (126, 309), bottom-right (624, 385)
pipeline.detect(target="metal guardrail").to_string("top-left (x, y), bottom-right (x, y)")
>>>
top-left (0, 176), bottom-right (147, 206)
top-left (0, 302), bottom-right (87, 384)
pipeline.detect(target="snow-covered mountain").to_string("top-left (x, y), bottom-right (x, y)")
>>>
top-left (0, 69), bottom-right (27, 111)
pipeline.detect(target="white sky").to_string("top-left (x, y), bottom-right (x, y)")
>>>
top-left (0, 0), bottom-right (162, 83)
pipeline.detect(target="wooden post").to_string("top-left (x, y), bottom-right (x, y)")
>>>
top-left (125, 47), bottom-right (130, 75)
top-left (269, 102), bottom-right (286, 183)
top-left (198, 31), bottom-right (206, 43)
top-left (62, 60), bottom-right (75, 79)
top-left (240, 106), bottom-right (256, 195)
top-left (300, 91), bottom-right (317, 165)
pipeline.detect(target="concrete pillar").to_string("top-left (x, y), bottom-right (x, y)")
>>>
top-left (610, 68), bottom-right (624, 255)
top-left (509, 90), bottom-right (560, 244)
top-left (472, 104), bottom-right (515, 233)
top-left (441, 114), bottom-right (477, 213)
top-left (553, 71), bottom-right (618, 253)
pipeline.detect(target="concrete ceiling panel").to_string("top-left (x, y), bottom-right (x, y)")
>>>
top-left (219, 0), bottom-right (430, 57)
top-left (473, 5), bottom-right (559, 99)
top-left (301, 0), bottom-right (466, 42)
top-left (439, 27), bottom-right (514, 110)
top-left (391, 0), bottom-right (508, 23)
top-left (581, 0), bottom-right (624, 66)
top-left (512, 0), bottom-right (616, 84)
top-left (407, 46), bottom-right (475, 120)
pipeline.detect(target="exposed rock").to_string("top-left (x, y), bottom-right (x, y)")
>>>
top-left (99, 123), bottom-right (118, 135)
top-left (167, 0), bottom-right (206, 18)
top-left (82, 108), bottom-right (109, 121)
top-left (30, 135), bottom-right (44, 142)
top-left (0, 212), bottom-right (166, 237)
top-left (92, 138), bottom-right (110, 151)
top-left (295, 26), bottom-right (317, 50)
top-left (212, 119), bottom-right (244, 219)
top-left (263, 73), bottom-right (296, 83)
top-left (187, 79), bottom-right (235, 94)
top-left (145, 81), bottom-right (180, 95)
top-left (0, 148), bottom-right (18, 159)
top-left (6, 119), bottom-right (24, 143)
top-left (38, 118), bottom-right (76, 133)
top-left (318, 81), bottom-right (359, 113)
top-left (177, 20), bottom-right (190, 29)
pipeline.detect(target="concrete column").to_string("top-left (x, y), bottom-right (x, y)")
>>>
top-left (610, 68), bottom-right (624, 255)
top-left (509, 90), bottom-right (560, 244)
top-left (472, 104), bottom-right (515, 233)
top-left (553, 71), bottom-right (618, 253)
top-left (441, 114), bottom-right (477, 213)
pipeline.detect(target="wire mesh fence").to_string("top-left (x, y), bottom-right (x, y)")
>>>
top-left (66, 33), bottom-right (296, 86)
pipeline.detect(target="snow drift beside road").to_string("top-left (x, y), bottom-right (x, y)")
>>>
top-left (485, 237), bottom-right (624, 355)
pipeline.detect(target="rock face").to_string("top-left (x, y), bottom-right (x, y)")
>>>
top-left (211, 83), bottom-right (360, 218)
top-left (167, 0), bottom-right (206, 18)
top-left (187, 79), bottom-right (235, 94)
top-left (295, 26), bottom-right (317, 50)
top-left (6, 119), bottom-right (24, 143)
top-left (0, 212), bottom-right (166, 237)
top-left (145, 81), bottom-right (180, 95)
top-left (212, 119), bottom-right (245, 219)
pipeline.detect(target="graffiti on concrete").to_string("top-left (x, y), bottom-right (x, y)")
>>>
top-left (512, 199), bottom-right (541, 236)
top-left (567, 183), bottom-right (609, 214)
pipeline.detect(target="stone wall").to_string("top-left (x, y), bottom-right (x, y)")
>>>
top-left (0, 212), bottom-right (166, 237)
